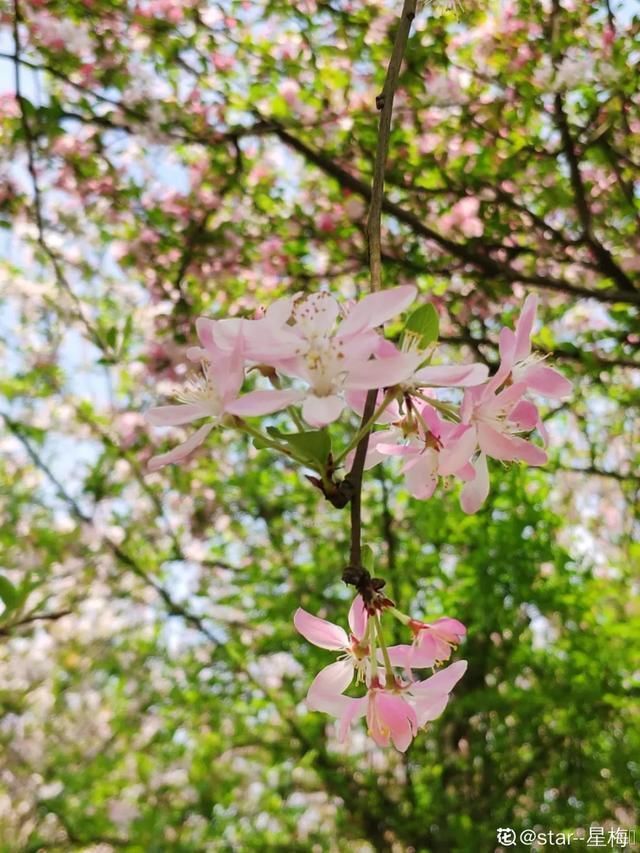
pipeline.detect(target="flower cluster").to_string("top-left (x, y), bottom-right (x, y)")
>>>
top-left (145, 287), bottom-right (571, 513)
top-left (294, 596), bottom-right (467, 752)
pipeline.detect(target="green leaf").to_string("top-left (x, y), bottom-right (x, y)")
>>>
top-left (251, 434), bottom-right (272, 451)
top-left (362, 545), bottom-right (375, 573)
top-left (0, 576), bottom-right (19, 612)
top-left (266, 427), bottom-right (331, 466)
top-left (403, 303), bottom-right (439, 348)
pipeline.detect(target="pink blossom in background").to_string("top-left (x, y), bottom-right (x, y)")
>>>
top-left (439, 197), bottom-right (484, 238)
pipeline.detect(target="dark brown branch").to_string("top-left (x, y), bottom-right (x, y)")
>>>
top-left (553, 94), bottom-right (636, 294)
top-left (270, 124), bottom-right (640, 306)
top-left (342, 0), bottom-right (416, 598)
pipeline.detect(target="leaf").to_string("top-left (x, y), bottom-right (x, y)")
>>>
top-left (0, 576), bottom-right (19, 612)
top-left (403, 303), bottom-right (439, 348)
top-left (266, 427), bottom-right (331, 466)
top-left (362, 545), bottom-right (375, 573)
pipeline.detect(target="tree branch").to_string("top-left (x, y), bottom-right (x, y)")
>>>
top-left (343, 0), bottom-right (416, 597)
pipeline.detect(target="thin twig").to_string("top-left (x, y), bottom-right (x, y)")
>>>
top-left (344, 0), bottom-right (416, 591)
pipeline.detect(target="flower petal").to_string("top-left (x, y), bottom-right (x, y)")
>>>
top-left (412, 692), bottom-right (450, 727)
top-left (302, 393), bottom-right (345, 427)
top-left (293, 292), bottom-right (340, 336)
top-left (377, 693), bottom-right (418, 753)
top-left (514, 294), bottom-right (537, 363)
top-left (431, 617), bottom-right (467, 642)
top-left (346, 353), bottom-right (421, 390)
top-left (523, 365), bottom-right (572, 399)
top-left (306, 660), bottom-right (354, 712)
top-left (413, 363), bottom-right (489, 388)
top-left (438, 426), bottom-right (477, 476)
top-left (337, 696), bottom-right (368, 741)
top-left (410, 659), bottom-right (468, 697)
top-left (348, 595), bottom-right (368, 641)
top-left (226, 389), bottom-right (304, 417)
top-left (294, 608), bottom-right (349, 650)
top-left (460, 452), bottom-right (489, 514)
top-left (145, 402), bottom-right (213, 427)
top-left (338, 285), bottom-right (417, 338)
top-left (148, 422), bottom-right (215, 471)
top-left (345, 389), bottom-right (400, 424)
top-left (385, 644), bottom-right (415, 669)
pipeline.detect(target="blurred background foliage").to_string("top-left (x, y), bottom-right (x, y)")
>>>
top-left (0, 0), bottom-right (638, 849)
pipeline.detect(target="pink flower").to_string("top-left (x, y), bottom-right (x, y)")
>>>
top-left (387, 617), bottom-right (467, 669)
top-left (376, 403), bottom-right (476, 500)
top-left (315, 661), bottom-right (468, 752)
top-left (458, 295), bottom-right (571, 512)
top-left (294, 596), bottom-right (369, 701)
top-left (501, 294), bottom-right (573, 399)
top-left (145, 331), bottom-right (302, 470)
top-left (270, 287), bottom-right (421, 427)
top-left (187, 298), bottom-right (301, 365)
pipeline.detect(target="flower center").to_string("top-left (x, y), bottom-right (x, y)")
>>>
top-left (175, 363), bottom-right (221, 413)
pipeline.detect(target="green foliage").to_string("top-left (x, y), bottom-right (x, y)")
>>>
top-left (0, 0), bottom-right (637, 849)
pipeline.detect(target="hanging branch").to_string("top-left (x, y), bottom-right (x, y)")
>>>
top-left (343, 0), bottom-right (417, 597)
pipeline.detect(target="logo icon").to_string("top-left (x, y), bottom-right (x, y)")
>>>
top-left (497, 827), bottom-right (517, 846)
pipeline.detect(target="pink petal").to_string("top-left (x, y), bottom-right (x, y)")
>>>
top-left (514, 294), bottom-right (537, 363)
top-left (486, 328), bottom-right (516, 394)
top-left (477, 423), bottom-right (523, 462)
top-left (214, 331), bottom-right (245, 403)
top-left (410, 659), bottom-right (468, 697)
top-left (377, 441), bottom-right (420, 458)
top-left (417, 403), bottom-right (442, 437)
top-left (363, 429), bottom-right (405, 469)
top-left (337, 696), bottom-right (368, 741)
top-left (438, 426), bottom-right (477, 476)
top-left (480, 424), bottom-right (547, 465)
top-left (345, 389), bottom-right (400, 424)
top-left (301, 393), bottom-right (345, 427)
top-left (307, 660), bottom-right (355, 713)
top-left (404, 451), bottom-right (438, 500)
top-left (386, 644), bottom-right (415, 669)
top-left (377, 693), bottom-right (418, 753)
top-left (264, 296), bottom-right (293, 326)
top-left (431, 617), bottom-right (467, 642)
top-left (293, 608), bottom-right (349, 650)
top-left (226, 389), bottom-right (304, 417)
top-left (293, 292), bottom-right (339, 335)
top-left (338, 285), bottom-right (417, 338)
top-left (195, 317), bottom-right (225, 359)
top-left (509, 400), bottom-right (539, 431)
top-left (460, 452), bottom-right (489, 514)
top-left (412, 692), bottom-right (450, 727)
top-left (523, 365), bottom-right (572, 399)
top-left (186, 345), bottom-right (206, 362)
top-left (412, 633), bottom-right (451, 665)
top-left (145, 402), bottom-right (213, 427)
top-left (148, 422), bottom-right (214, 471)
top-left (346, 352), bottom-right (421, 390)
top-left (348, 595), bottom-right (368, 641)
top-left (413, 363), bottom-right (489, 388)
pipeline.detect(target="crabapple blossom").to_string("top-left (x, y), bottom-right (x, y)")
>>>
top-left (387, 617), bottom-right (467, 669)
top-left (145, 329), bottom-right (302, 470)
top-left (311, 661), bottom-right (468, 752)
top-left (295, 595), bottom-right (467, 751)
top-left (376, 403), bottom-right (476, 501)
top-left (266, 286), bottom-right (421, 427)
top-left (294, 596), bottom-right (369, 697)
